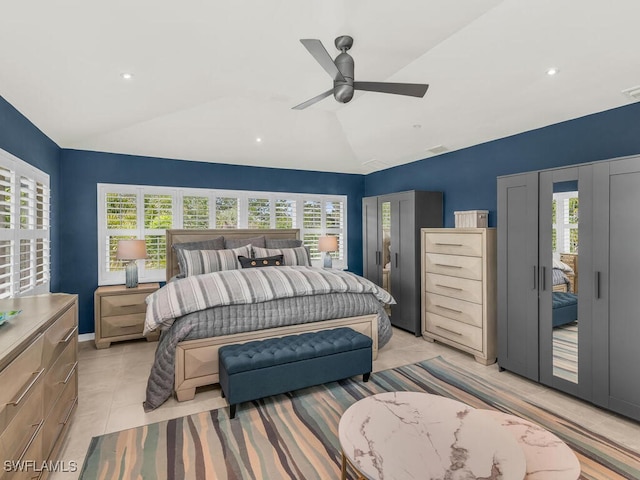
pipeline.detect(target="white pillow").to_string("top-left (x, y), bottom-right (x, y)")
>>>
top-left (552, 258), bottom-right (574, 273)
top-left (253, 246), bottom-right (311, 266)
top-left (182, 245), bottom-right (251, 276)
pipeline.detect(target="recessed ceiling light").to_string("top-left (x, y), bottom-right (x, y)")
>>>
top-left (413, 124), bottom-right (422, 129)
top-left (256, 137), bottom-right (262, 143)
top-left (546, 68), bottom-right (559, 76)
top-left (121, 73), bottom-right (133, 80)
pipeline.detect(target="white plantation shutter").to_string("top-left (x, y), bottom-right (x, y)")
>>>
top-left (248, 198), bottom-right (270, 229)
top-left (98, 184), bottom-right (347, 284)
top-left (553, 192), bottom-right (579, 254)
top-left (0, 149), bottom-right (49, 298)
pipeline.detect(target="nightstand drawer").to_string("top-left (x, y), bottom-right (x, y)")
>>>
top-left (425, 273), bottom-right (483, 304)
top-left (425, 293), bottom-right (483, 328)
top-left (424, 232), bottom-right (483, 257)
top-left (424, 253), bottom-right (483, 280)
top-left (425, 312), bottom-right (482, 351)
top-left (101, 293), bottom-right (149, 317)
top-left (102, 313), bottom-right (145, 337)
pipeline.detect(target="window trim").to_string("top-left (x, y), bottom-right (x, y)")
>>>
top-left (98, 183), bottom-right (348, 285)
top-left (0, 147), bottom-right (50, 298)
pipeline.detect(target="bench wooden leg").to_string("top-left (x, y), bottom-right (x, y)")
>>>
top-left (229, 404), bottom-right (237, 419)
top-left (363, 372), bottom-right (370, 382)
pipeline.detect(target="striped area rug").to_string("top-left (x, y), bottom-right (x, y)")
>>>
top-left (554, 322), bottom-right (578, 382)
top-left (80, 356), bottom-right (640, 480)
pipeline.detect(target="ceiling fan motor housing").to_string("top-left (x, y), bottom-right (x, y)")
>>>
top-left (333, 52), bottom-right (354, 103)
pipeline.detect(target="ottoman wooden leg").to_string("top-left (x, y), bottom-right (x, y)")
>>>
top-left (363, 372), bottom-right (370, 382)
top-left (229, 404), bottom-right (237, 419)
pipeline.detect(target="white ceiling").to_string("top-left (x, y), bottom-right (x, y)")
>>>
top-left (1, 0), bottom-right (639, 174)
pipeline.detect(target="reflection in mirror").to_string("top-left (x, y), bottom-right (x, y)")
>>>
top-left (381, 202), bottom-right (391, 316)
top-left (551, 181), bottom-right (579, 383)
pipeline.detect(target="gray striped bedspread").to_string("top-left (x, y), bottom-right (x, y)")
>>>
top-left (144, 266), bottom-right (395, 334)
top-left (143, 267), bottom-right (395, 410)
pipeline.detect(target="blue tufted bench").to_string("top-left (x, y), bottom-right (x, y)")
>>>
top-left (218, 327), bottom-right (372, 418)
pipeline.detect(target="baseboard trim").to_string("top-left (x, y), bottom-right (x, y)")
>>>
top-left (78, 332), bottom-right (95, 343)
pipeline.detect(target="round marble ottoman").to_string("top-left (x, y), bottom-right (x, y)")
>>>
top-left (483, 411), bottom-right (581, 479)
top-left (338, 392), bottom-right (527, 480)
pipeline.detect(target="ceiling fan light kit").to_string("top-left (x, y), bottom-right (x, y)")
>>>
top-left (293, 35), bottom-right (429, 109)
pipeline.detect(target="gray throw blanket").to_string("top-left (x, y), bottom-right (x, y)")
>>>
top-left (145, 266), bottom-right (395, 334)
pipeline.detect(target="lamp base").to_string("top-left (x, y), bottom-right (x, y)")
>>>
top-left (323, 252), bottom-right (333, 269)
top-left (125, 260), bottom-right (139, 288)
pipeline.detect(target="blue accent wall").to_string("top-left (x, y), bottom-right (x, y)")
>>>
top-left (59, 150), bottom-right (364, 334)
top-left (364, 102), bottom-right (640, 228)
top-left (0, 96), bottom-right (61, 291)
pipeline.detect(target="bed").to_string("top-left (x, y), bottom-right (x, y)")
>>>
top-left (552, 292), bottom-right (578, 327)
top-left (143, 229), bottom-right (393, 411)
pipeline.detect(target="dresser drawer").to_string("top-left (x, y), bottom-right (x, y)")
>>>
top-left (0, 335), bottom-right (44, 435)
top-left (425, 293), bottom-right (483, 328)
top-left (0, 380), bottom-right (44, 465)
top-left (42, 304), bottom-right (77, 370)
top-left (425, 273), bottom-right (483, 304)
top-left (424, 253), bottom-right (483, 280)
top-left (425, 312), bottom-right (482, 351)
top-left (102, 313), bottom-right (145, 337)
top-left (43, 338), bottom-right (77, 408)
top-left (42, 372), bottom-right (77, 461)
top-left (101, 293), bottom-right (148, 317)
top-left (424, 232), bottom-right (483, 257)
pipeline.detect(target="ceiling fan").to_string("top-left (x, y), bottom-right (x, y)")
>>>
top-left (293, 35), bottom-right (429, 110)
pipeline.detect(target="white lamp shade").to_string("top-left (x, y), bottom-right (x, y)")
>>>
top-left (318, 236), bottom-right (338, 252)
top-left (116, 239), bottom-right (148, 260)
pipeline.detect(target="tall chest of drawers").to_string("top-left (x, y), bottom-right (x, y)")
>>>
top-left (0, 294), bottom-right (78, 479)
top-left (421, 228), bottom-right (497, 365)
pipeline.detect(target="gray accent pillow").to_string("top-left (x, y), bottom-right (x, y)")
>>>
top-left (265, 238), bottom-right (303, 248)
top-left (173, 236), bottom-right (225, 277)
top-left (224, 235), bottom-right (266, 250)
top-left (182, 245), bottom-right (252, 276)
top-left (253, 246), bottom-right (311, 266)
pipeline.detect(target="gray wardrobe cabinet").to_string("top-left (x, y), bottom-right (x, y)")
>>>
top-left (498, 154), bottom-right (640, 422)
top-left (362, 190), bottom-right (442, 336)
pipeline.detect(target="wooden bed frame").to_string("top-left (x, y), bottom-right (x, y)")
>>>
top-left (165, 229), bottom-right (379, 402)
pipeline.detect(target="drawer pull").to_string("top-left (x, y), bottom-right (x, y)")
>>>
top-left (60, 326), bottom-right (78, 344)
top-left (436, 325), bottom-right (463, 336)
top-left (17, 419), bottom-right (44, 463)
top-left (435, 304), bottom-right (463, 314)
top-left (8, 368), bottom-right (45, 406)
top-left (434, 263), bottom-right (462, 269)
top-left (119, 322), bottom-right (141, 328)
top-left (435, 284), bottom-right (463, 291)
top-left (119, 304), bottom-right (139, 308)
top-left (60, 396), bottom-right (78, 425)
top-left (59, 361), bottom-right (78, 385)
top-left (435, 242), bottom-right (463, 247)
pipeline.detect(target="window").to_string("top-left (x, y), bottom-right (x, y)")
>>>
top-left (0, 148), bottom-right (50, 298)
top-left (552, 192), bottom-right (579, 254)
top-left (98, 184), bottom-right (348, 285)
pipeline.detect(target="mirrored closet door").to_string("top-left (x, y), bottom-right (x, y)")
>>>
top-left (538, 166), bottom-right (593, 398)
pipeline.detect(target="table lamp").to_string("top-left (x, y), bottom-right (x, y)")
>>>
top-left (318, 236), bottom-right (338, 269)
top-left (116, 239), bottom-right (148, 288)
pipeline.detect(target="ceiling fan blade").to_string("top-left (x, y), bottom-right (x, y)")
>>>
top-left (300, 39), bottom-right (346, 82)
top-left (292, 89), bottom-right (334, 110)
top-left (353, 81), bottom-right (429, 98)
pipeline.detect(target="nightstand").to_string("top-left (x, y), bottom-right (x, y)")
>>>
top-left (94, 283), bottom-right (160, 349)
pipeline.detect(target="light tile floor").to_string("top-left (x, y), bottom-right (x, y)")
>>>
top-left (52, 328), bottom-right (640, 479)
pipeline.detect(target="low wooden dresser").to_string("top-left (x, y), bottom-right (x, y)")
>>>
top-left (0, 293), bottom-right (78, 479)
top-left (421, 228), bottom-right (497, 365)
top-left (94, 283), bottom-right (160, 349)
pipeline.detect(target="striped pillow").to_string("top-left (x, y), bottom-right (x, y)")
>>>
top-left (252, 246), bottom-right (311, 266)
top-left (182, 245), bottom-right (251, 276)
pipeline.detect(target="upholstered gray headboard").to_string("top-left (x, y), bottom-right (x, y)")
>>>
top-left (165, 229), bottom-right (300, 281)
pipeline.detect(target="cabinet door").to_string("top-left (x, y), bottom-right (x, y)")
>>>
top-left (538, 166), bottom-right (593, 400)
top-left (497, 172), bottom-right (539, 380)
top-left (389, 193), bottom-right (418, 333)
top-left (362, 196), bottom-right (381, 285)
top-left (593, 156), bottom-right (640, 420)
